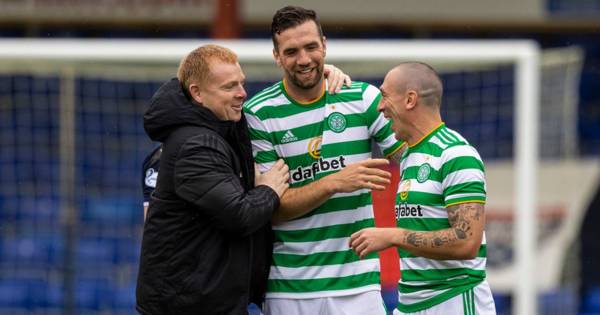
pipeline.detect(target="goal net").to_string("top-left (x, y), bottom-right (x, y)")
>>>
top-left (0, 39), bottom-right (587, 315)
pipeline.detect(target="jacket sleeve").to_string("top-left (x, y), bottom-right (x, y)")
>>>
top-left (173, 133), bottom-right (279, 236)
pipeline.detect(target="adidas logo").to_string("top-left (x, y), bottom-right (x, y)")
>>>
top-left (280, 130), bottom-right (298, 144)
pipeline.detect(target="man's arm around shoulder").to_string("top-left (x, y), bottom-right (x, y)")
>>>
top-left (174, 133), bottom-right (285, 236)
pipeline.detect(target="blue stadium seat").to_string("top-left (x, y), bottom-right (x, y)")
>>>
top-left (0, 279), bottom-right (28, 308)
top-left (112, 283), bottom-right (136, 309)
top-left (0, 275), bottom-right (50, 309)
top-left (492, 293), bottom-right (511, 315)
top-left (25, 277), bottom-right (49, 308)
top-left (75, 233), bottom-right (141, 266)
top-left (45, 281), bottom-right (63, 309)
top-left (492, 289), bottom-right (578, 315)
top-left (75, 277), bottom-right (111, 310)
top-left (18, 196), bottom-right (61, 225)
top-left (80, 196), bottom-right (140, 226)
top-left (539, 288), bottom-right (577, 315)
top-left (582, 286), bottom-right (600, 314)
top-left (1, 235), bottom-right (63, 266)
top-left (115, 238), bottom-right (141, 264)
top-left (77, 238), bottom-right (116, 264)
top-left (0, 196), bottom-right (61, 226)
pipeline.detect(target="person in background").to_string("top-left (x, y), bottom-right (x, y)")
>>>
top-left (350, 62), bottom-right (496, 315)
top-left (141, 145), bottom-right (161, 221)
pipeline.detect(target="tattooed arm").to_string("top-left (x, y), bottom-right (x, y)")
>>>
top-left (349, 202), bottom-right (485, 260)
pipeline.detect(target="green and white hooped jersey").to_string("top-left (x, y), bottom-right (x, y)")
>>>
top-left (244, 80), bottom-right (403, 299)
top-left (395, 123), bottom-right (487, 313)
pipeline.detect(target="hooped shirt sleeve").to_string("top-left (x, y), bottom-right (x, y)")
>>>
top-left (440, 144), bottom-right (486, 207)
top-left (243, 107), bottom-right (278, 173)
top-left (362, 84), bottom-right (405, 158)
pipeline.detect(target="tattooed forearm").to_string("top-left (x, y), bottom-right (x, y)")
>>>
top-left (406, 232), bottom-right (426, 247)
top-left (405, 229), bottom-right (455, 248)
top-left (454, 228), bottom-right (467, 239)
top-left (432, 233), bottom-right (451, 247)
top-left (403, 203), bottom-right (484, 252)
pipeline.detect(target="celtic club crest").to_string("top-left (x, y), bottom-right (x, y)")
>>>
top-left (327, 112), bottom-right (347, 133)
top-left (416, 163), bottom-right (431, 183)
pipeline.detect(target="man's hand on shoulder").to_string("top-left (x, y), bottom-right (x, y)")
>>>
top-left (324, 64), bottom-right (351, 94)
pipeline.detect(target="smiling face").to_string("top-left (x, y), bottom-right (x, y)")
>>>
top-left (378, 63), bottom-right (445, 144)
top-left (378, 69), bottom-right (410, 141)
top-left (191, 61), bottom-right (247, 122)
top-left (273, 20), bottom-right (326, 91)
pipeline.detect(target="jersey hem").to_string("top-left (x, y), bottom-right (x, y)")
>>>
top-left (265, 284), bottom-right (381, 300)
top-left (397, 279), bottom-right (483, 313)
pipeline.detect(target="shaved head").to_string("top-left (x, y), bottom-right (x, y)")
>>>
top-left (377, 61), bottom-right (444, 144)
top-left (387, 62), bottom-right (443, 108)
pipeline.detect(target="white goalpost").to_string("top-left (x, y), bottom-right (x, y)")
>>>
top-left (0, 39), bottom-right (543, 315)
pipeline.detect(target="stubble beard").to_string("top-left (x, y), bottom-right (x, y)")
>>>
top-left (288, 65), bottom-right (324, 90)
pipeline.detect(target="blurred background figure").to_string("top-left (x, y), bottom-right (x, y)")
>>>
top-left (141, 145), bottom-right (161, 221)
top-left (0, 1), bottom-right (598, 315)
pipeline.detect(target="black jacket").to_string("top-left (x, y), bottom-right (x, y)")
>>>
top-left (136, 79), bottom-right (279, 315)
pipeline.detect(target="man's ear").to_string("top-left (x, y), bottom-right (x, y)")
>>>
top-left (189, 84), bottom-right (203, 104)
top-left (322, 36), bottom-right (327, 58)
top-left (406, 90), bottom-right (418, 110)
top-left (273, 48), bottom-right (282, 67)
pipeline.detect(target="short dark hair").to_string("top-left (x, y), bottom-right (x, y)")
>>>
top-left (271, 6), bottom-right (323, 50)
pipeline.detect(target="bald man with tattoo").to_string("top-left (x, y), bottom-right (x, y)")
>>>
top-left (350, 62), bottom-right (496, 314)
